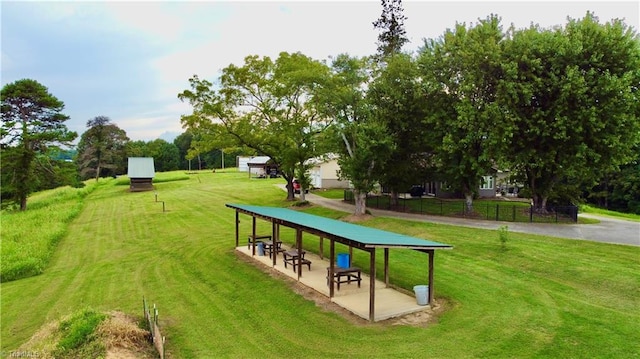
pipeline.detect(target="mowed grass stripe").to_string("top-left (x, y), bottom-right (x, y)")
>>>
top-left (110, 176), bottom-right (312, 355)
top-left (2, 170), bottom-right (639, 358)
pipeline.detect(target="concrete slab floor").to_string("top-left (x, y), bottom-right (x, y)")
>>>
top-left (236, 245), bottom-right (430, 322)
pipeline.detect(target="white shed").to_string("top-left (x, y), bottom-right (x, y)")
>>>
top-left (236, 156), bottom-right (251, 172)
top-left (308, 155), bottom-right (349, 189)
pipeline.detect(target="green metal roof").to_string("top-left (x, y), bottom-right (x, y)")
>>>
top-left (227, 204), bottom-right (452, 250)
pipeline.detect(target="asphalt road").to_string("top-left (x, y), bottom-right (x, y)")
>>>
top-left (302, 192), bottom-right (640, 247)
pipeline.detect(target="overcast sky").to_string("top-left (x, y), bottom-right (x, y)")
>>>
top-left (2, 1), bottom-right (638, 142)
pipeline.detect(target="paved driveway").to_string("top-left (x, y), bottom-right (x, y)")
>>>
top-left (303, 192), bottom-right (640, 247)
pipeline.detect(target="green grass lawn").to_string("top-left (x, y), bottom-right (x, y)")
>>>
top-left (311, 188), bottom-right (345, 199)
top-left (2, 170), bottom-right (639, 358)
top-left (581, 204), bottom-right (640, 222)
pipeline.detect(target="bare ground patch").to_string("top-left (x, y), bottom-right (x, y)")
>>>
top-left (14, 311), bottom-right (156, 359)
top-left (99, 311), bottom-right (157, 359)
top-left (341, 213), bottom-right (375, 222)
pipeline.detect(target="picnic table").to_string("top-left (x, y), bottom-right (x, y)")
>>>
top-left (283, 249), bottom-right (311, 272)
top-left (263, 240), bottom-right (284, 258)
top-left (327, 267), bottom-right (362, 290)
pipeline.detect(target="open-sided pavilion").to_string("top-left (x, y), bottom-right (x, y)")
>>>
top-left (227, 203), bottom-right (453, 322)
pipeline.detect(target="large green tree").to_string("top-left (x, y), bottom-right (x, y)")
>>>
top-left (419, 15), bottom-right (506, 212)
top-left (179, 52), bottom-right (331, 200)
top-left (587, 152), bottom-right (640, 214)
top-left (499, 13), bottom-right (640, 212)
top-left (1, 146), bottom-right (81, 203)
top-left (369, 53), bottom-right (431, 206)
top-left (145, 139), bottom-right (180, 172)
top-left (319, 54), bottom-right (394, 215)
top-left (125, 140), bottom-right (147, 158)
top-left (607, 159), bottom-right (640, 214)
top-left (1, 79), bottom-right (77, 210)
top-left (173, 130), bottom-right (194, 170)
top-left (76, 116), bottom-right (129, 180)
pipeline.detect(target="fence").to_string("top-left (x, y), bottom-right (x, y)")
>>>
top-left (344, 190), bottom-right (578, 223)
top-left (143, 297), bottom-right (165, 359)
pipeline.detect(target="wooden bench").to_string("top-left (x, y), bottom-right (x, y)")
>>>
top-left (327, 267), bottom-right (362, 290)
top-left (283, 250), bottom-right (311, 272)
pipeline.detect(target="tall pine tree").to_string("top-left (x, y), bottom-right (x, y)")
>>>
top-left (1, 79), bottom-right (77, 210)
top-left (372, 0), bottom-right (409, 59)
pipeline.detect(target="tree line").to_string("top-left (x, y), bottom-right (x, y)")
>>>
top-left (0, 85), bottom-right (239, 210)
top-left (178, 9), bottom-right (639, 215)
top-left (2, 3), bottom-right (639, 215)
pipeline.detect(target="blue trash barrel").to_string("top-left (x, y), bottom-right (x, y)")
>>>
top-left (337, 253), bottom-right (350, 268)
top-left (413, 285), bottom-right (429, 305)
top-left (257, 242), bottom-right (265, 256)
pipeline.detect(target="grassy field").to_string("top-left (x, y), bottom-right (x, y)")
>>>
top-left (1, 170), bottom-right (639, 358)
top-left (581, 204), bottom-right (640, 222)
top-left (0, 180), bottom-right (101, 282)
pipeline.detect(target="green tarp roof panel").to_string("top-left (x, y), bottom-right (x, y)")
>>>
top-left (226, 203), bottom-right (452, 249)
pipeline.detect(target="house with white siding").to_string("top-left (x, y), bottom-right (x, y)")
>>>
top-left (307, 155), bottom-right (349, 189)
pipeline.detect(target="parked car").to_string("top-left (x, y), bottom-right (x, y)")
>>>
top-left (292, 179), bottom-right (308, 194)
top-left (409, 185), bottom-right (425, 198)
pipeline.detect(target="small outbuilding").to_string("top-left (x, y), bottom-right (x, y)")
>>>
top-left (247, 156), bottom-right (278, 178)
top-left (127, 157), bottom-right (155, 192)
top-left (307, 155), bottom-right (349, 189)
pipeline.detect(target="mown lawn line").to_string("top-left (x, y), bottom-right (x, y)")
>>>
top-left (2, 171), bottom-right (639, 358)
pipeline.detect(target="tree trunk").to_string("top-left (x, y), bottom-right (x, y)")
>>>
top-left (464, 192), bottom-right (474, 214)
top-left (20, 196), bottom-right (27, 211)
top-left (17, 143), bottom-right (32, 211)
top-left (354, 190), bottom-right (367, 216)
top-left (390, 190), bottom-right (399, 207)
top-left (285, 178), bottom-right (295, 201)
top-left (532, 193), bottom-right (549, 214)
top-left (95, 164), bottom-right (101, 181)
top-left (540, 196), bottom-right (548, 212)
top-left (300, 188), bottom-right (306, 201)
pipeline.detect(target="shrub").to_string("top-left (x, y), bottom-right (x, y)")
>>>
top-left (498, 225), bottom-right (509, 249)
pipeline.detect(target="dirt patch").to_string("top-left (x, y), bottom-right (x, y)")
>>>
top-left (387, 298), bottom-right (449, 327)
top-left (14, 311), bottom-right (156, 359)
top-left (341, 214), bottom-right (374, 223)
top-left (98, 311), bottom-right (156, 359)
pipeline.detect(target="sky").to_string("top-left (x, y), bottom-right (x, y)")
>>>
top-left (2, 1), bottom-right (638, 143)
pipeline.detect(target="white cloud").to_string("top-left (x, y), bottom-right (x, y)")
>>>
top-left (3, 0), bottom-right (638, 142)
top-left (102, 2), bottom-right (186, 43)
top-left (119, 113), bottom-right (185, 142)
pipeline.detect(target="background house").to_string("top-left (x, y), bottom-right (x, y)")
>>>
top-left (127, 157), bottom-right (155, 192)
top-left (419, 174), bottom-right (497, 199)
top-left (308, 156), bottom-right (349, 189)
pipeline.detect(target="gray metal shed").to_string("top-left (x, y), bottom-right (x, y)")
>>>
top-left (127, 157), bottom-right (155, 191)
